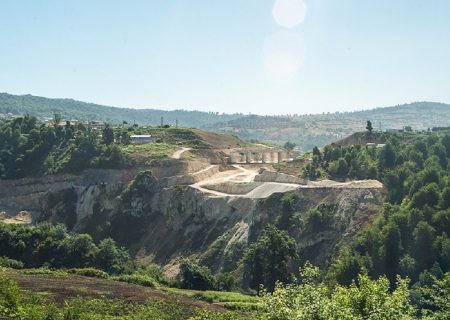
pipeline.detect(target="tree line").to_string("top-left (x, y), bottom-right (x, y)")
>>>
top-left (0, 115), bottom-right (131, 179)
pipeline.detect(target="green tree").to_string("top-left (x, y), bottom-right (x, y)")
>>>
top-left (379, 143), bottom-right (396, 169)
top-left (283, 141), bottom-right (296, 151)
top-left (312, 146), bottom-right (322, 161)
top-left (261, 265), bottom-right (416, 320)
top-left (102, 124), bottom-right (114, 145)
top-left (382, 222), bottom-right (403, 284)
top-left (366, 120), bottom-right (373, 133)
top-left (95, 238), bottom-right (132, 274)
top-left (330, 249), bottom-right (365, 286)
top-left (243, 225), bottom-right (297, 291)
top-left (440, 187), bottom-right (450, 210)
top-left (413, 222), bottom-right (436, 271)
top-left (328, 158), bottom-right (348, 179)
top-left (410, 183), bottom-right (440, 209)
top-left (179, 259), bottom-right (215, 291)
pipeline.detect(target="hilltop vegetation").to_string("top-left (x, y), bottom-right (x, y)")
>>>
top-left (0, 115), bottom-right (135, 179)
top-left (0, 115), bottom-right (236, 179)
top-left (284, 130), bottom-right (450, 304)
top-left (0, 92), bottom-right (243, 128)
top-left (2, 93), bottom-right (450, 151)
top-left (207, 102), bottom-right (450, 151)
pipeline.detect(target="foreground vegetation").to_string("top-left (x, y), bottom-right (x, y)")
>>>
top-left (3, 263), bottom-right (450, 319)
top-left (300, 131), bottom-right (450, 288)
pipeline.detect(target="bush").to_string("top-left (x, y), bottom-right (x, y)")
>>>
top-left (68, 267), bottom-right (109, 279)
top-left (22, 268), bottom-right (68, 277)
top-left (215, 273), bottom-right (236, 291)
top-left (0, 223), bottom-right (134, 275)
top-left (112, 273), bottom-right (157, 288)
top-left (179, 259), bottom-right (215, 291)
top-left (136, 264), bottom-right (176, 287)
top-left (0, 275), bottom-right (21, 317)
top-left (0, 256), bottom-right (24, 269)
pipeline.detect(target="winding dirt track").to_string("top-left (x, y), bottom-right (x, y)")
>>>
top-left (188, 164), bottom-right (382, 198)
top-left (190, 165), bottom-right (259, 197)
top-left (171, 147), bottom-right (192, 159)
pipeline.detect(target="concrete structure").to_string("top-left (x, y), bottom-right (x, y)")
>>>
top-left (228, 150), bottom-right (296, 164)
top-left (130, 134), bottom-right (153, 144)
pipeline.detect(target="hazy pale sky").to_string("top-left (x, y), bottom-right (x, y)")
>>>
top-left (1, 0), bottom-right (450, 115)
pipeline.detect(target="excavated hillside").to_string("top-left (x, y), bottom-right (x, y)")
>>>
top-left (0, 139), bottom-right (385, 279)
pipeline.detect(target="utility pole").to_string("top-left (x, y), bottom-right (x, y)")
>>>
top-left (161, 116), bottom-right (164, 127)
top-left (176, 119), bottom-right (178, 128)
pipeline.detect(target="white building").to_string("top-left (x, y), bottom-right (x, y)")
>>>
top-left (130, 134), bottom-right (153, 144)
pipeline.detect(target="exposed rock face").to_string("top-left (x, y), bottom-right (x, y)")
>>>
top-left (0, 163), bottom-right (385, 276)
top-left (254, 169), bottom-right (307, 185)
top-left (102, 172), bottom-right (384, 274)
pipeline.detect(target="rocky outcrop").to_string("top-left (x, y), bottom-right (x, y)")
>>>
top-left (104, 174), bottom-right (384, 274)
top-left (0, 169), bottom-right (139, 222)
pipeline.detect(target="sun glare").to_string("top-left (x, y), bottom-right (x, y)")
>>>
top-left (272, 0), bottom-right (307, 28)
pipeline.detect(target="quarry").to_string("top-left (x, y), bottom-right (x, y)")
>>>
top-left (0, 140), bottom-right (384, 278)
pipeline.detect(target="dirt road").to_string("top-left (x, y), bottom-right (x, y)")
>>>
top-left (188, 164), bottom-right (382, 199)
top-left (171, 147), bottom-right (192, 159)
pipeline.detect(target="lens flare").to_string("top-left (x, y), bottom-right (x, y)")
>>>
top-left (272, 0), bottom-right (307, 28)
top-left (263, 31), bottom-right (306, 80)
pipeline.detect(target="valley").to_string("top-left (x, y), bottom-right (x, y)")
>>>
top-left (2, 114), bottom-right (450, 319)
top-left (0, 135), bottom-right (384, 278)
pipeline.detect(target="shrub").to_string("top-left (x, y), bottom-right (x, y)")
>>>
top-left (0, 256), bottom-right (24, 269)
top-left (0, 275), bottom-right (21, 317)
top-left (179, 259), bottom-right (215, 291)
top-left (68, 267), bottom-right (109, 279)
top-left (136, 264), bottom-right (176, 287)
top-left (112, 273), bottom-right (157, 288)
top-left (22, 268), bottom-right (68, 277)
top-left (215, 273), bottom-right (236, 291)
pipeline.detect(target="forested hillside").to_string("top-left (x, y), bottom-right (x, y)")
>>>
top-left (0, 115), bottom-right (222, 179)
top-left (291, 130), bottom-right (450, 306)
top-left (0, 115), bottom-right (130, 179)
top-left (2, 93), bottom-right (450, 151)
top-left (0, 92), bottom-right (243, 128)
top-left (207, 102), bottom-right (450, 151)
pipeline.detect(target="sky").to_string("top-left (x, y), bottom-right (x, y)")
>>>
top-left (1, 0), bottom-right (450, 115)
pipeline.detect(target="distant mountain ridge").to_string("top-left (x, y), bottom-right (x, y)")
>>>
top-left (1, 92), bottom-right (450, 151)
top-left (205, 101), bottom-right (450, 151)
top-left (0, 92), bottom-right (243, 128)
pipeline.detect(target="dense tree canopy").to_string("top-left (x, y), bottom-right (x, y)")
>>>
top-left (308, 131), bottom-right (450, 291)
top-left (0, 222), bottom-right (133, 273)
top-left (243, 225), bottom-right (297, 292)
top-left (0, 116), bottom-right (130, 179)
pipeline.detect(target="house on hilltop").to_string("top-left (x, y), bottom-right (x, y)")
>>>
top-left (130, 134), bottom-right (153, 144)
